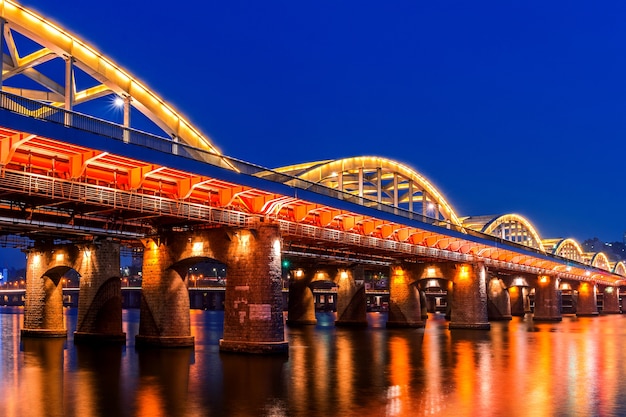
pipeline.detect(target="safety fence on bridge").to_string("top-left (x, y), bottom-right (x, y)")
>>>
top-left (0, 168), bottom-right (256, 231)
top-left (276, 219), bottom-right (588, 281)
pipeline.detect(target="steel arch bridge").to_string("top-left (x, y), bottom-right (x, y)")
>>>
top-left (0, 0), bottom-right (622, 287)
top-left (272, 157), bottom-right (461, 226)
top-left (0, 0), bottom-right (230, 167)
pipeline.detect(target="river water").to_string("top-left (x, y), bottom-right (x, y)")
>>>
top-left (1, 307), bottom-right (625, 417)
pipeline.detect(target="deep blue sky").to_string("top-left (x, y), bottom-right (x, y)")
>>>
top-left (18, 0), bottom-right (626, 246)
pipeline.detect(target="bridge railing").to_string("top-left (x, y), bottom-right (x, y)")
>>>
top-left (0, 169), bottom-right (257, 233)
top-left (0, 92), bottom-right (616, 279)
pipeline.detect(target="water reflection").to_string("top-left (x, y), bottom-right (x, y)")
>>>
top-left (221, 353), bottom-right (287, 416)
top-left (75, 344), bottom-right (124, 416)
top-left (21, 338), bottom-right (65, 417)
top-left (135, 348), bottom-right (193, 417)
top-left (2, 309), bottom-right (626, 416)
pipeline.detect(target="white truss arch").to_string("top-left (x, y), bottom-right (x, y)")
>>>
top-left (463, 213), bottom-right (545, 252)
top-left (613, 261), bottom-right (626, 277)
top-left (590, 252), bottom-right (611, 271)
top-left (0, 0), bottom-right (223, 159)
top-left (273, 156), bottom-right (461, 226)
top-left (542, 238), bottom-right (584, 262)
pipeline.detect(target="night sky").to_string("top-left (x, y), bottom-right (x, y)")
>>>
top-left (17, 0), bottom-right (626, 246)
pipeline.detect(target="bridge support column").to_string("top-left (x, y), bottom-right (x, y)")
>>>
top-left (137, 239), bottom-right (194, 348)
top-left (21, 248), bottom-right (68, 338)
top-left (509, 285), bottom-right (530, 316)
top-left (601, 287), bottom-right (621, 314)
top-left (576, 282), bottom-right (599, 317)
top-left (219, 224), bottom-right (288, 354)
top-left (137, 224), bottom-right (287, 353)
top-left (386, 264), bottom-right (425, 328)
top-left (533, 275), bottom-right (562, 321)
top-left (74, 241), bottom-right (125, 344)
top-left (286, 269), bottom-right (317, 326)
top-left (335, 265), bottom-right (367, 327)
top-left (449, 263), bottom-right (490, 330)
top-left (487, 276), bottom-right (512, 321)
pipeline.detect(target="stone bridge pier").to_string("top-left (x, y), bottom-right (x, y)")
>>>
top-left (601, 286), bottom-right (621, 314)
top-left (286, 264), bottom-right (368, 327)
top-left (507, 276), bottom-right (532, 317)
top-left (447, 262), bottom-right (490, 330)
top-left (21, 240), bottom-right (124, 342)
top-left (387, 262), bottom-right (489, 330)
top-left (486, 274), bottom-right (512, 321)
top-left (533, 275), bottom-right (562, 321)
top-left (386, 263), bottom-right (427, 328)
top-left (139, 223), bottom-right (287, 353)
top-left (575, 281), bottom-right (598, 317)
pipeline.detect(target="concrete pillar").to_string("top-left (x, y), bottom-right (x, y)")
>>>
top-left (487, 276), bottom-right (512, 321)
top-left (387, 264), bottom-right (425, 328)
top-left (220, 224), bottom-right (288, 354)
top-left (449, 263), bottom-right (489, 330)
top-left (137, 238), bottom-right (194, 347)
top-left (601, 286), bottom-right (621, 314)
top-left (286, 268), bottom-right (317, 326)
top-left (509, 286), bottom-right (530, 316)
top-left (533, 275), bottom-right (562, 321)
top-left (74, 241), bottom-right (125, 344)
top-left (420, 290), bottom-right (428, 320)
top-left (445, 279), bottom-right (452, 320)
top-left (137, 224), bottom-right (287, 353)
top-left (335, 265), bottom-right (367, 327)
top-left (576, 282), bottom-right (599, 317)
top-left (21, 248), bottom-right (68, 338)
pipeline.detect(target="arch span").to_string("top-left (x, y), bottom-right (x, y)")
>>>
top-left (463, 213), bottom-right (545, 252)
top-left (543, 238), bottom-right (584, 262)
top-left (0, 1), bottom-right (223, 159)
top-left (273, 156), bottom-right (461, 226)
top-left (590, 252), bottom-right (611, 271)
top-left (614, 261), bottom-right (626, 277)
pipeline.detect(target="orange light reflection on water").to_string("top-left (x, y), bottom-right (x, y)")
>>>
top-left (386, 335), bottom-right (410, 416)
top-left (135, 383), bottom-right (165, 417)
top-left (5, 310), bottom-right (626, 416)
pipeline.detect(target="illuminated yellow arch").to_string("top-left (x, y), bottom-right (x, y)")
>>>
top-left (273, 156), bottom-right (461, 226)
top-left (472, 214), bottom-right (545, 252)
top-left (613, 261), bottom-right (626, 277)
top-left (591, 252), bottom-right (610, 271)
top-left (543, 238), bottom-right (584, 262)
top-left (0, 0), bottom-right (221, 155)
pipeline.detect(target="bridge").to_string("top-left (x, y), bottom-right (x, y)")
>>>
top-left (0, 0), bottom-right (623, 353)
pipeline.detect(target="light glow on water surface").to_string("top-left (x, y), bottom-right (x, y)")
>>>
top-left (2, 309), bottom-right (626, 416)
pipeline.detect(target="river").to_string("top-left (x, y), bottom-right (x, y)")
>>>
top-left (0, 307), bottom-right (625, 416)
